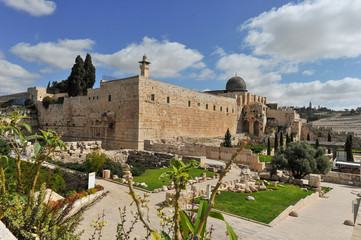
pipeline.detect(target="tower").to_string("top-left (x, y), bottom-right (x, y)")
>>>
top-left (139, 55), bottom-right (150, 78)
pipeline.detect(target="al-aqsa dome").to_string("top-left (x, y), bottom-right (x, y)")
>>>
top-left (226, 76), bottom-right (247, 92)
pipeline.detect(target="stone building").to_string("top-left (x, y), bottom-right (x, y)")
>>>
top-left (0, 56), bottom-right (303, 150)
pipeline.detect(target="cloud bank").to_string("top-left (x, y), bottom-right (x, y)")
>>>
top-left (1, 0), bottom-right (56, 16)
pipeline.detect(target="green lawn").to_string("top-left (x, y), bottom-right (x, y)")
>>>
top-left (115, 167), bottom-right (216, 191)
top-left (257, 154), bottom-right (273, 163)
top-left (210, 184), bottom-right (314, 224)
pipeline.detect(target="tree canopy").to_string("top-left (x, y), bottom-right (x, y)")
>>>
top-left (271, 141), bottom-right (331, 179)
top-left (47, 54), bottom-right (96, 97)
top-left (223, 128), bottom-right (232, 148)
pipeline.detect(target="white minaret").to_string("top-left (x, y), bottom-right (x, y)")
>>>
top-left (139, 55), bottom-right (150, 78)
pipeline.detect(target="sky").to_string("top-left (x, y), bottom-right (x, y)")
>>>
top-left (1, 0), bottom-right (361, 110)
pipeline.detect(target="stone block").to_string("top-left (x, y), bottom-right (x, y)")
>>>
top-left (309, 174), bottom-right (321, 187)
top-left (259, 172), bottom-right (270, 180)
top-left (102, 170), bottom-right (110, 179)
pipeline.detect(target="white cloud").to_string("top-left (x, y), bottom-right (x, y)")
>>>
top-left (253, 77), bottom-right (361, 108)
top-left (1, 0), bottom-right (56, 16)
top-left (242, 0), bottom-right (361, 62)
top-left (212, 47), bottom-right (226, 57)
top-left (0, 50), bottom-right (4, 59)
top-left (0, 59), bottom-right (39, 94)
top-left (10, 39), bottom-right (95, 70)
top-left (94, 37), bottom-right (205, 78)
top-left (302, 70), bottom-right (314, 76)
top-left (216, 53), bottom-right (281, 88)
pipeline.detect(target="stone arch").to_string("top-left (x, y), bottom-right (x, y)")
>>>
top-left (243, 120), bottom-right (249, 133)
top-left (254, 121), bottom-right (260, 136)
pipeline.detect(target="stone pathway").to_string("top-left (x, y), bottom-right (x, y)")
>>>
top-left (78, 174), bottom-right (359, 240)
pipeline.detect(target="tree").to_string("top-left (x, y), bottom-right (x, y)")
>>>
top-left (223, 128), bottom-right (232, 147)
top-left (315, 138), bottom-right (319, 149)
top-left (68, 55), bottom-right (86, 97)
top-left (46, 81), bottom-right (51, 93)
top-left (286, 133), bottom-right (290, 146)
top-left (84, 53), bottom-right (96, 89)
top-left (345, 134), bottom-right (354, 162)
top-left (307, 133), bottom-right (310, 141)
top-left (280, 132), bottom-right (284, 147)
top-left (328, 132), bottom-right (332, 142)
top-left (267, 137), bottom-right (271, 155)
top-left (290, 132), bottom-right (294, 142)
top-left (271, 141), bottom-right (331, 179)
top-left (274, 133), bottom-right (278, 152)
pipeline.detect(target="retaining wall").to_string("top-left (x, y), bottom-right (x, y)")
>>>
top-left (322, 171), bottom-right (361, 186)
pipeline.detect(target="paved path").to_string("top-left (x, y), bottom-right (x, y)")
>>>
top-left (78, 174), bottom-right (360, 240)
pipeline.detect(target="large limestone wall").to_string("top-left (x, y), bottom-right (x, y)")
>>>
top-left (144, 140), bottom-right (264, 171)
top-left (266, 109), bottom-right (300, 127)
top-left (138, 77), bottom-right (238, 149)
top-left (36, 76), bottom-right (140, 149)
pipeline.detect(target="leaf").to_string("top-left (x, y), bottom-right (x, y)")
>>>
top-left (19, 122), bottom-right (31, 133)
top-left (195, 200), bottom-right (208, 231)
top-left (160, 230), bottom-right (171, 240)
top-left (159, 171), bottom-right (173, 180)
top-left (225, 222), bottom-right (237, 240)
top-left (151, 231), bottom-right (162, 240)
top-left (179, 210), bottom-right (194, 235)
top-left (171, 157), bottom-right (184, 170)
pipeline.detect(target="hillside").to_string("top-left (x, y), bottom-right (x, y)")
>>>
top-left (312, 113), bottom-right (361, 137)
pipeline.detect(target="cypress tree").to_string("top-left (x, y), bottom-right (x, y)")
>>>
top-left (290, 132), bottom-right (294, 142)
top-left (345, 134), bottom-right (354, 162)
top-left (46, 81), bottom-right (51, 93)
top-left (67, 55), bottom-right (86, 97)
top-left (274, 133), bottom-right (278, 152)
top-left (224, 128), bottom-right (232, 148)
top-left (280, 132), bottom-right (284, 147)
top-left (84, 53), bottom-right (96, 89)
top-left (307, 133), bottom-right (310, 141)
top-left (267, 137), bottom-right (271, 155)
top-left (328, 132), bottom-right (332, 142)
top-left (315, 138), bottom-right (319, 149)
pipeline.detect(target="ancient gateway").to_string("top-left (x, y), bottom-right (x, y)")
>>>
top-left (0, 56), bottom-right (304, 150)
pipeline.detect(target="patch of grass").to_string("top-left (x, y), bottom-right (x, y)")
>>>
top-left (321, 186), bottom-right (332, 194)
top-left (115, 167), bottom-right (216, 191)
top-left (257, 154), bottom-right (273, 163)
top-left (209, 184), bottom-right (314, 224)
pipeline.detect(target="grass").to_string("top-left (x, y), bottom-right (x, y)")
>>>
top-left (115, 167), bottom-right (216, 191)
top-left (207, 184), bottom-right (314, 224)
top-left (257, 154), bottom-right (273, 163)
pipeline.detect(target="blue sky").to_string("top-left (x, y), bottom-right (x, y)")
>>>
top-left (1, 0), bottom-right (361, 110)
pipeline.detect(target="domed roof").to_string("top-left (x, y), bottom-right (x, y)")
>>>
top-left (226, 76), bottom-right (247, 92)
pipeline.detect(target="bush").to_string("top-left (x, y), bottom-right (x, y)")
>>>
top-left (130, 163), bottom-right (146, 176)
top-left (85, 150), bottom-right (107, 176)
top-left (42, 96), bottom-right (54, 109)
top-left (271, 141), bottom-right (332, 179)
top-left (245, 144), bottom-right (266, 153)
top-left (0, 139), bottom-right (11, 156)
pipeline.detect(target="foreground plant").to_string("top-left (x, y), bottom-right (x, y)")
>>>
top-left (126, 138), bottom-right (249, 240)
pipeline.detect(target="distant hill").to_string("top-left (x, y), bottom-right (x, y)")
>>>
top-left (312, 113), bottom-right (361, 137)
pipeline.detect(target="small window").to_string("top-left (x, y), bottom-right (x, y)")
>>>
top-left (213, 105), bottom-right (216, 111)
top-left (167, 96), bottom-right (170, 103)
top-left (89, 97), bottom-right (91, 100)
top-left (197, 103), bottom-right (200, 107)
top-left (151, 94), bottom-right (155, 101)
top-left (188, 101), bottom-right (191, 107)
top-left (206, 104), bottom-right (208, 109)
top-left (232, 109), bottom-right (234, 113)
top-left (108, 95), bottom-right (111, 102)
top-left (97, 96), bottom-right (99, 99)
top-left (93, 97), bottom-right (95, 100)
top-left (220, 106), bottom-right (222, 111)
top-left (226, 108), bottom-right (229, 113)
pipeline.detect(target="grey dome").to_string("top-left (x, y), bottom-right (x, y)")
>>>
top-left (226, 76), bottom-right (247, 92)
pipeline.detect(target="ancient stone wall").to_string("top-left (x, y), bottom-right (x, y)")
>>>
top-left (266, 108), bottom-right (300, 127)
top-left (35, 76), bottom-right (141, 149)
top-left (322, 171), bottom-right (361, 186)
top-left (138, 77), bottom-right (238, 149)
top-left (144, 140), bottom-right (264, 171)
top-left (0, 91), bottom-right (30, 104)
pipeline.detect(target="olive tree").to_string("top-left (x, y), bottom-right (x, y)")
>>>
top-left (271, 141), bottom-right (331, 179)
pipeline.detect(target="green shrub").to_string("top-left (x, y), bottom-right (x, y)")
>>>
top-left (245, 144), bottom-right (266, 153)
top-left (85, 150), bottom-right (107, 175)
top-left (61, 171), bottom-right (88, 194)
top-left (130, 162), bottom-right (146, 176)
top-left (0, 139), bottom-right (11, 156)
top-left (42, 96), bottom-right (54, 109)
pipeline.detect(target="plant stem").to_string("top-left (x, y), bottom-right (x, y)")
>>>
top-left (193, 138), bottom-right (249, 239)
top-left (173, 179), bottom-right (181, 240)
top-left (0, 165), bottom-right (6, 194)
